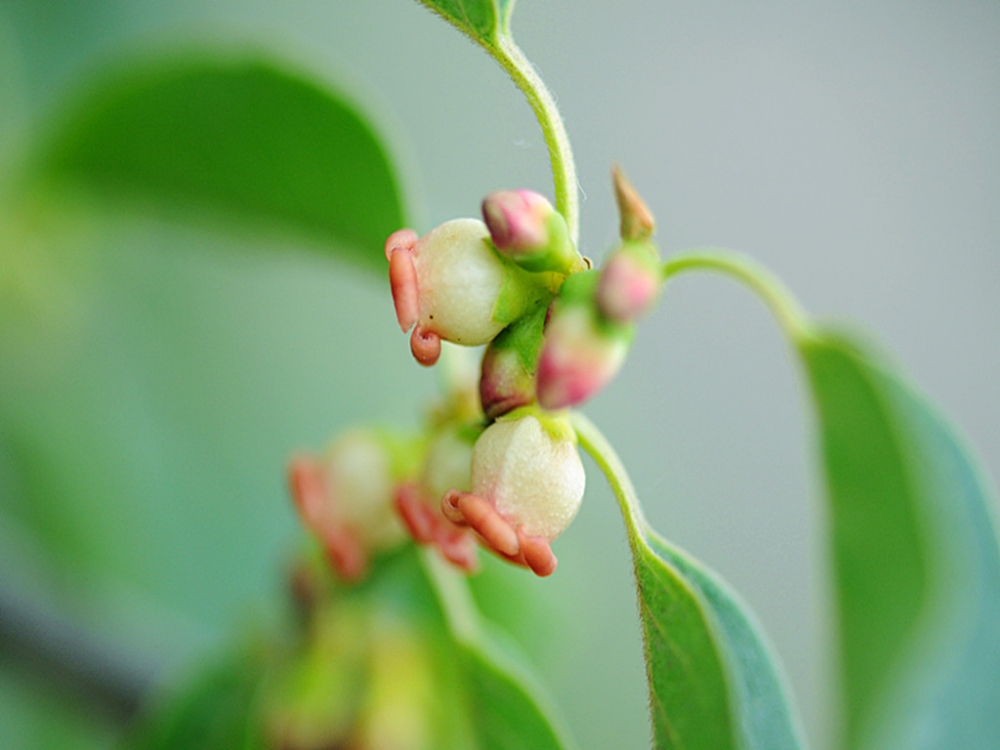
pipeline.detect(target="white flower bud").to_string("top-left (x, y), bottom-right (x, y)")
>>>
top-left (386, 219), bottom-right (548, 366)
top-left (289, 429), bottom-right (411, 580)
top-left (412, 219), bottom-right (507, 345)
top-left (470, 413), bottom-right (585, 541)
top-left (319, 430), bottom-right (406, 550)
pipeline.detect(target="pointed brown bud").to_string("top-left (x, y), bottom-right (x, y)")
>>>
top-left (612, 165), bottom-right (655, 241)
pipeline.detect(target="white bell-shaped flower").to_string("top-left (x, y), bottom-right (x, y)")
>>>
top-left (386, 219), bottom-right (546, 366)
top-left (442, 411), bottom-right (585, 576)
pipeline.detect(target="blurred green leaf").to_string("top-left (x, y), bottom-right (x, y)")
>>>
top-left (0, 655), bottom-right (118, 750)
top-left (573, 413), bottom-right (805, 750)
top-left (123, 649), bottom-right (269, 750)
top-left (416, 0), bottom-right (515, 47)
top-left (799, 331), bottom-right (1000, 750)
top-left (422, 551), bottom-right (578, 750)
top-left (31, 53), bottom-right (406, 274)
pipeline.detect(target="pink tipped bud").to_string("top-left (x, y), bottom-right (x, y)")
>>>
top-left (482, 190), bottom-right (580, 274)
top-left (596, 242), bottom-right (662, 323)
top-left (536, 270), bottom-right (632, 410)
top-left (480, 342), bottom-right (536, 421)
top-left (482, 189), bottom-right (553, 252)
top-left (537, 303), bottom-right (629, 409)
top-left (478, 304), bottom-right (547, 421)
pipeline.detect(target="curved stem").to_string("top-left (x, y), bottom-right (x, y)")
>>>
top-left (570, 411), bottom-right (647, 540)
top-left (662, 250), bottom-right (811, 342)
top-left (492, 36), bottom-right (579, 246)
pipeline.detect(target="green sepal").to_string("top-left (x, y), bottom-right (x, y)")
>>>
top-left (491, 255), bottom-right (553, 328)
top-left (615, 238), bottom-right (662, 277)
top-left (490, 302), bottom-right (548, 370)
top-left (553, 268), bottom-right (635, 343)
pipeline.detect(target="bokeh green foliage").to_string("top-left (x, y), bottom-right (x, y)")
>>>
top-left (2, 1), bottom-right (999, 749)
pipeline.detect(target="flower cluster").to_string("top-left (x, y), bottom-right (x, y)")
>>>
top-left (290, 170), bottom-right (662, 579)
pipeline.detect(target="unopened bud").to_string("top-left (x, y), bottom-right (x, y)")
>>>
top-left (536, 271), bottom-right (632, 410)
top-left (479, 304), bottom-right (547, 421)
top-left (482, 190), bottom-right (581, 274)
top-left (612, 165), bottom-right (655, 241)
top-left (386, 220), bottom-right (548, 366)
top-left (596, 240), bottom-right (663, 323)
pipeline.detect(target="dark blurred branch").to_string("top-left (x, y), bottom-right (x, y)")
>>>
top-left (0, 576), bottom-right (156, 722)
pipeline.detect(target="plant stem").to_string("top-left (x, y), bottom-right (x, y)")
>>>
top-left (420, 547), bottom-right (482, 642)
top-left (662, 250), bottom-right (810, 342)
top-left (492, 36), bottom-right (580, 247)
top-left (571, 411), bottom-right (647, 540)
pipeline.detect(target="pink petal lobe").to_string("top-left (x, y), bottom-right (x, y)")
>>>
top-left (410, 326), bottom-right (442, 366)
top-left (518, 529), bottom-right (558, 577)
top-left (287, 454), bottom-right (328, 529)
top-left (386, 230), bottom-right (419, 332)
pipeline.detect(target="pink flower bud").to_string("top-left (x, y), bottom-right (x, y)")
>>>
top-left (288, 430), bottom-right (409, 581)
top-left (482, 190), bottom-right (581, 274)
top-left (596, 242), bottom-right (662, 323)
top-left (479, 341), bottom-right (536, 421)
top-left (478, 304), bottom-right (547, 421)
top-left (386, 219), bottom-right (545, 366)
top-left (441, 412), bottom-right (585, 577)
top-left (482, 189), bottom-right (553, 252)
top-left (536, 272), bottom-right (631, 410)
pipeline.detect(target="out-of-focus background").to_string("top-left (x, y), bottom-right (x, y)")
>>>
top-left (1, 1), bottom-right (998, 748)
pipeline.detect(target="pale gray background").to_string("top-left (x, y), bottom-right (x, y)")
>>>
top-left (3, 1), bottom-right (999, 748)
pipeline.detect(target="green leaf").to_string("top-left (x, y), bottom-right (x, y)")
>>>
top-left (660, 250), bottom-right (1000, 749)
top-left (123, 648), bottom-right (269, 750)
top-left (421, 550), bottom-right (578, 750)
top-left (798, 330), bottom-right (1000, 750)
top-left (32, 53), bottom-right (407, 274)
top-left (416, 0), bottom-right (515, 47)
top-left (573, 412), bottom-right (805, 750)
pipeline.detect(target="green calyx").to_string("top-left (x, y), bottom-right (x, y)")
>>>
top-left (490, 253), bottom-right (555, 328)
top-left (373, 429), bottom-right (429, 483)
top-left (617, 238), bottom-right (663, 277)
top-left (554, 268), bottom-right (635, 342)
top-left (491, 302), bottom-right (549, 370)
top-left (494, 403), bottom-right (578, 445)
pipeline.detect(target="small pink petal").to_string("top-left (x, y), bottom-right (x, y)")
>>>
top-left (395, 483), bottom-right (435, 544)
top-left (441, 489), bottom-right (466, 525)
top-left (442, 490), bottom-right (521, 558)
top-left (387, 239), bottom-right (419, 333)
top-left (287, 454), bottom-right (328, 530)
top-left (438, 527), bottom-right (480, 573)
top-left (410, 325), bottom-right (441, 366)
top-left (384, 228), bottom-right (418, 261)
top-left (517, 529), bottom-right (558, 577)
top-left (321, 524), bottom-right (368, 582)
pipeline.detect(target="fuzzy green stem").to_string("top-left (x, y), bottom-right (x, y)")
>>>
top-left (491, 36), bottom-right (579, 247)
top-left (570, 410), bottom-right (648, 541)
top-left (662, 250), bottom-right (811, 342)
